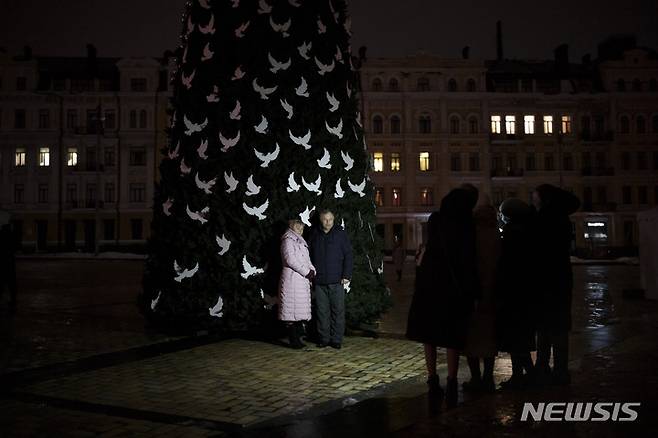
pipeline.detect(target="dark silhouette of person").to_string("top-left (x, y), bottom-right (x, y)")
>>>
top-left (0, 223), bottom-right (18, 312)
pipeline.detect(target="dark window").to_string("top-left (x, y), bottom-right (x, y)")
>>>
top-left (129, 148), bottom-right (146, 166)
top-left (650, 79), bottom-right (658, 92)
top-left (581, 115), bottom-right (591, 137)
top-left (66, 109), bottom-right (78, 129)
top-left (450, 153), bottom-right (461, 171)
top-left (506, 153), bottom-right (518, 171)
top-left (372, 116), bottom-right (383, 134)
top-left (544, 153), bottom-right (554, 171)
top-left (637, 152), bottom-right (647, 170)
top-left (86, 184), bottom-right (97, 208)
top-left (129, 183), bottom-right (146, 202)
top-left (390, 116), bottom-right (401, 134)
top-left (583, 187), bottom-right (592, 206)
top-left (449, 116), bottom-right (460, 134)
top-left (525, 153), bottom-right (536, 171)
top-left (466, 78), bottom-right (477, 92)
top-left (417, 77), bottom-right (430, 91)
top-left (16, 77), bottom-right (27, 90)
top-left (447, 78), bottom-right (458, 92)
top-left (594, 116), bottom-right (604, 136)
top-left (129, 110), bottom-right (137, 129)
top-left (596, 186), bottom-right (607, 203)
top-left (582, 151), bottom-right (592, 168)
top-left (595, 151), bottom-right (606, 169)
top-left (372, 78), bottom-right (382, 91)
top-left (418, 115), bottom-right (431, 133)
top-left (563, 153), bottom-right (573, 170)
top-left (492, 155), bottom-right (501, 171)
top-left (653, 115), bottom-right (658, 133)
top-left (66, 184), bottom-right (77, 204)
top-left (104, 147), bottom-right (115, 167)
top-left (622, 186), bottom-right (632, 204)
top-left (617, 79), bottom-right (626, 91)
top-left (53, 78), bottom-right (66, 91)
top-left (388, 78), bottom-right (399, 91)
top-left (14, 109), bottom-right (26, 129)
top-left (86, 109), bottom-right (99, 133)
top-left (86, 147), bottom-right (97, 171)
top-left (637, 116), bottom-right (646, 134)
top-left (623, 221), bottom-right (634, 245)
top-left (632, 78), bottom-right (642, 92)
top-left (621, 152), bottom-right (631, 170)
top-left (104, 183), bottom-right (115, 203)
top-left (469, 153), bottom-right (480, 171)
top-left (14, 184), bottom-right (25, 204)
top-left (131, 219), bottom-right (143, 240)
top-left (38, 184), bottom-right (48, 203)
top-left (376, 224), bottom-right (385, 240)
top-left (103, 219), bottom-right (115, 240)
top-left (638, 186), bottom-right (648, 204)
top-left (620, 116), bottom-right (630, 134)
top-left (139, 110), bottom-right (147, 129)
top-left (130, 78), bottom-right (147, 92)
top-left (468, 117), bottom-right (478, 134)
top-left (105, 110), bottom-right (116, 130)
top-left (38, 109), bottom-right (50, 129)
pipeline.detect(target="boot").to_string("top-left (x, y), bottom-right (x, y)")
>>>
top-left (427, 374), bottom-right (444, 400)
top-left (288, 323), bottom-right (305, 349)
top-left (446, 377), bottom-right (458, 409)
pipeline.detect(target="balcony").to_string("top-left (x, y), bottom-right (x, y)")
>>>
top-left (579, 131), bottom-right (614, 142)
top-left (581, 167), bottom-right (615, 176)
top-left (491, 168), bottom-right (524, 178)
top-left (582, 202), bottom-right (617, 212)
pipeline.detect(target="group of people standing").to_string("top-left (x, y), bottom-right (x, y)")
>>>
top-left (277, 208), bottom-right (353, 350)
top-left (407, 183), bottom-right (580, 408)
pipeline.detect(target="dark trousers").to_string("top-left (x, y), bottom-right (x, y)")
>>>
top-left (536, 329), bottom-right (569, 375)
top-left (315, 283), bottom-right (345, 344)
top-left (0, 264), bottom-right (17, 307)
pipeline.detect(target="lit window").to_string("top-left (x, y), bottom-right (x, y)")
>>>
top-left (419, 152), bottom-right (430, 171)
top-left (39, 147), bottom-right (50, 167)
top-left (15, 148), bottom-right (26, 167)
top-left (490, 115), bottom-right (501, 134)
top-left (543, 115), bottom-right (553, 134)
top-left (374, 187), bottom-right (384, 206)
top-left (390, 152), bottom-right (401, 172)
top-left (373, 152), bottom-right (384, 172)
top-left (67, 147), bottom-right (78, 166)
top-left (524, 115), bottom-right (535, 134)
top-left (392, 188), bottom-right (402, 206)
top-left (420, 188), bottom-right (433, 206)
top-left (561, 115), bottom-right (572, 134)
top-left (505, 115), bottom-right (516, 134)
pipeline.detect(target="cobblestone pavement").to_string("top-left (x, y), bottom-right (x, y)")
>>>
top-left (1, 259), bottom-right (655, 437)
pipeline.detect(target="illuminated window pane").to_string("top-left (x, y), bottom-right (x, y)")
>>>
top-left (15, 148), bottom-right (26, 167)
top-left (505, 115), bottom-right (516, 134)
top-left (390, 152), bottom-right (401, 172)
top-left (490, 115), bottom-right (501, 134)
top-left (561, 115), bottom-right (572, 134)
top-left (543, 115), bottom-right (553, 134)
top-left (67, 147), bottom-right (78, 166)
top-left (373, 152), bottom-right (384, 172)
top-left (374, 187), bottom-right (384, 207)
top-left (419, 152), bottom-right (430, 171)
top-left (392, 188), bottom-right (402, 206)
top-left (524, 115), bottom-right (535, 134)
top-left (39, 147), bottom-right (50, 167)
top-left (420, 188), bottom-right (433, 206)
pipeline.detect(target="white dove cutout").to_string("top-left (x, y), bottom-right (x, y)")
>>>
top-left (150, 291), bottom-right (161, 310)
top-left (344, 280), bottom-right (351, 294)
top-left (377, 260), bottom-right (384, 275)
top-left (317, 148), bottom-right (332, 169)
top-left (186, 205), bottom-right (209, 224)
top-left (241, 256), bottom-right (265, 279)
top-left (355, 111), bottom-right (363, 127)
top-left (224, 171), bottom-right (238, 193)
top-left (219, 130), bottom-right (240, 152)
top-left (344, 16), bottom-right (352, 34)
top-left (289, 129), bottom-right (312, 150)
top-left (317, 17), bottom-right (327, 34)
top-left (280, 99), bottom-right (293, 119)
top-left (207, 85), bottom-right (220, 103)
top-left (184, 115), bottom-right (208, 136)
top-left (201, 43), bottom-right (214, 61)
top-left (289, 0), bottom-right (301, 7)
top-left (268, 53), bottom-right (292, 73)
top-left (326, 92), bottom-right (339, 112)
top-left (335, 45), bottom-right (344, 63)
top-left (168, 141), bottom-right (180, 160)
top-left (254, 143), bottom-right (280, 168)
top-left (341, 218), bottom-right (346, 229)
top-left (162, 198), bottom-right (173, 216)
top-left (346, 83), bottom-right (352, 98)
top-left (252, 78), bottom-right (278, 99)
top-left (231, 0), bottom-right (239, 7)
top-left (232, 66), bottom-right (245, 81)
top-left (315, 57), bottom-right (335, 75)
top-left (169, 110), bottom-right (177, 129)
top-left (186, 16), bottom-right (195, 35)
top-left (209, 295), bottom-right (223, 318)
top-left (287, 172), bottom-right (301, 192)
top-left (199, 13), bottom-right (215, 34)
top-left (180, 158), bottom-right (191, 175)
top-left (229, 100), bottom-right (241, 120)
top-left (269, 16), bottom-right (291, 37)
top-left (302, 174), bottom-right (322, 195)
top-left (295, 77), bottom-right (309, 97)
top-left (198, 0), bottom-right (210, 9)
top-left (195, 172), bottom-right (216, 194)
top-left (334, 178), bottom-right (345, 198)
top-left (174, 260), bottom-right (199, 282)
top-left (197, 139), bottom-right (208, 159)
top-left (254, 115), bottom-right (268, 134)
top-left (326, 118), bottom-right (344, 138)
top-left (257, 0), bottom-right (272, 14)
top-left (243, 199), bottom-right (269, 220)
top-left (181, 69), bottom-right (196, 89)
top-left (298, 41), bottom-right (312, 60)
top-left (216, 234), bottom-right (231, 256)
top-left (245, 175), bottom-right (261, 196)
top-left (348, 178), bottom-right (366, 197)
top-left (235, 21), bottom-right (250, 38)
top-left (299, 205), bottom-right (315, 227)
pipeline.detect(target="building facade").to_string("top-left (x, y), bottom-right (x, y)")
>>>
top-left (360, 40), bottom-right (658, 257)
top-left (0, 47), bottom-right (173, 252)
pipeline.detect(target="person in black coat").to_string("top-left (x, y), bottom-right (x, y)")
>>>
top-left (532, 184), bottom-right (580, 385)
top-left (0, 223), bottom-right (18, 312)
top-left (496, 198), bottom-right (538, 389)
top-left (308, 209), bottom-right (353, 349)
top-left (406, 187), bottom-right (480, 406)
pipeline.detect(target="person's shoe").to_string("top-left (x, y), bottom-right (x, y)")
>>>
top-left (288, 325), bottom-right (305, 349)
top-left (446, 377), bottom-right (458, 409)
top-left (329, 342), bottom-right (341, 349)
top-left (427, 374), bottom-right (444, 399)
top-left (462, 377), bottom-right (482, 392)
top-left (499, 374), bottom-right (526, 390)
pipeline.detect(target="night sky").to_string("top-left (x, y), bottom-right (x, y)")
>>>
top-left (1, 0), bottom-right (657, 60)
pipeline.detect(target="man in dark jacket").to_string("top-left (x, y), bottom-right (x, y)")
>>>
top-left (309, 209), bottom-right (353, 349)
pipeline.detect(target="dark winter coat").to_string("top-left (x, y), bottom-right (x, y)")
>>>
top-left (534, 185), bottom-right (580, 332)
top-left (496, 200), bottom-right (538, 353)
top-left (308, 225), bottom-right (353, 285)
top-left (406, 188), bottom-right (480, 349)
top-left (0, 224), bottom-right (17, 276)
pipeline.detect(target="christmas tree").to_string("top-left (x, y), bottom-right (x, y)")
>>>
top-left (140, 0), bottom-right (390, 333)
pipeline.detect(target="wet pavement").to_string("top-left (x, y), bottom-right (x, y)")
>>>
top-left (0, 259), bottom-right (656, 437)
